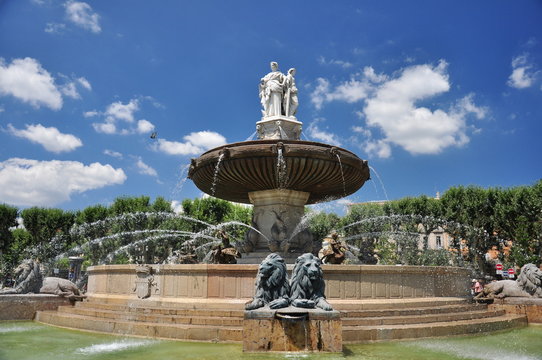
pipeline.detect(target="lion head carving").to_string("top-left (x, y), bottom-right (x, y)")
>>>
top-left (517, 263), bottom-right (542, 297)
top-left (290, 253), bottom-right (332, 311)
top-left (245, 253), bottom-right (290, 310)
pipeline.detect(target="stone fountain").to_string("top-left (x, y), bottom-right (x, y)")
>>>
top-left (188, 61), bottom-right (370, 263)
top-left (30, 62), bottom-right (528, 347)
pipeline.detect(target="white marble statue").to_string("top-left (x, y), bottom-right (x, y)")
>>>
top-left (283, 68), bottom-right (298, 117)
top-left (259, 62), bottom-right (285, 117)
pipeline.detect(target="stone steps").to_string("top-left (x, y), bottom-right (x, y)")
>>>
top-left (73, 300), bottom-right (246, 317)
top-left (342, 314), bottom-right (527, 343)
top-left (57, 305), bottom-right (244, 326)
top-left (34, 297), bottom-right (527, 343)
top-left (340, 303), bottom-right (484, 317)
top-left (342, 309), bottom-right (505, 326)
top-left (35, 310), bottom-right (243, 342)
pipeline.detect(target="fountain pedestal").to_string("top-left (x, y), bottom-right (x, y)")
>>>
top-left (243, 306), bottom-right (342, 353)
top-left (239, 189), bottom-right (314, 263)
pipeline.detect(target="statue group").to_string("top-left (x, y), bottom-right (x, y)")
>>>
top-left (259, 62), bottom-right (298, 118)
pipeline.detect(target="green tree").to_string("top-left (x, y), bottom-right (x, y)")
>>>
top-left (0, 204), bottom-right (18, 254)
top-left (20, 207), bottom-right (76, 261)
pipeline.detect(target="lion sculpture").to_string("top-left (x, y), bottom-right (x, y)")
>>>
top-left (0, 259), bottom-right (42, 295)
top-left (290, 253), bottom-right (332, 311)
top-left (475, 263), bottom-right (542, 299)
top-left (245, 253), bottom-right (290, 310)
top-left (0, 259), bottom-right (80, 299)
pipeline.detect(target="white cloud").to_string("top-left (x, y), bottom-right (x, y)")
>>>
top-left (59, 75), bottom-right (91, 100)
top-left (7, 123), bottom-right (82, 153)
top-left (0, 57), bottom-right (62, 110)
top-left (83, 110), bottom-right (98, 117)
top-left (363, 61), bottom-right (471, 156)
top-left (60, 81), bottom-right (80, 99)
top-left (171, 200), bottom-right (184, 214)
top-left (135, 157), bottom-right (157, 177)
top-left (106, 99), bottom-right (139, 122)
top-left (136, 119), bottom-right (154, 134)
top-left (104, 149), bottom-right (123, 159)
top-left (318, 56), bottom-right (353, 69)
top-left (507, 54), bottom-right (538, 89)
top-left (306, 122), bottom-right (342, 146)
top-left (183, 131), bottom-right (227, 149)
top-left (65, 1), bottom-right (101, 33)
top-left (310, 67), bottom-right (384, 110)
top-left (0, 158), bottom-right (126, 206)
top-left (93, 122), bottom-right (116, 134)
top-left (77, 77), bottom-right (91, 90)
top-left (45, 22), bottom-right (66, 34)
top-left (314, 60), bottom-right (487, 158)
top-left (92, 98), bottom-right (155, 135)
top-left (154, 131), bottom-right (227, 156)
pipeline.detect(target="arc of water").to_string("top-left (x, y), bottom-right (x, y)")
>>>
top-left (172, 163), bottom-right (192, 197)
top-left (104, 233), bottom-right (197, 264)
top-left (210, 153), bottom-right (225, 196)
top-left (183, 220), bottom-right (271, 250)
top-left (368, 165), bottom-right (389, 201)
top-left (335, 153), bottom-right (347, 197)
top-left (245, 131), bottom-right (257, 141)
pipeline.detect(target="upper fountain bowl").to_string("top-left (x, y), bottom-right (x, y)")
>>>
top-left (188, 140), bottom-right (370, 204)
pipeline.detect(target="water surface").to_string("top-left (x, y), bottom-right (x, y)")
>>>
top-left (1, 321), bottom-right (541, 360)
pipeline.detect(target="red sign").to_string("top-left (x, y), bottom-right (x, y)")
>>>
top-left (508, 268), bottom-right (515, 275)
top-left (495, 264), bottom-right (503, 270)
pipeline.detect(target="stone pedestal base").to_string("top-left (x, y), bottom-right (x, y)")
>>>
top-left (243, 189), bottom-right (313, 255)
top-left (257, 116), bottom-right (302, 140)
top-left (243, 306), bottom-right (342, 352)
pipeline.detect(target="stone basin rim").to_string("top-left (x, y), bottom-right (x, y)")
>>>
top-left (188, 139), bottom-right (370, 204)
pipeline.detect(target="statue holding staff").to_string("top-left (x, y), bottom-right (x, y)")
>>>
top-left (283, 68), bottom-right (298, 117)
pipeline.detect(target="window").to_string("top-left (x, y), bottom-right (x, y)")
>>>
top-left (436, 235), bottom-right (442, 249)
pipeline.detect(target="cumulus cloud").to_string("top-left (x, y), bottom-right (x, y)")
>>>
top-left (0, 57), bottom-right (62, 110)
top-left (0, 158), bottom-right (126, 206)
top-left (507, 54), bottom-right (538, 89)
top-left (154, 131), bottom-right (227, 156)
top-left (137, 119), bottom-right (155, 134)
top-left (106, 99), bottom-right (139, 122)
top-left (7, 124), bottom-right (82, 153)
top-left (135, 157), bottom-right (157, 177)
top-left (65, 1), bottom-right (101, 33)
top-left (311, 67), bottom-right (385, 110)
top-left (312, 60), bottom-right (487, 158)
top-left (306, 121), bottom-right (342, 146)
top-left (92, 99), bottom-right (155, 135)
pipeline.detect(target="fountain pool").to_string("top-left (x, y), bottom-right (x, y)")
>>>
top-left (1, 321), bottom-right (541, 360)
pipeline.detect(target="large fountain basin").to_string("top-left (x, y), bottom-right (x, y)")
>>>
top-left (188, 140), bottom-right (370, 204)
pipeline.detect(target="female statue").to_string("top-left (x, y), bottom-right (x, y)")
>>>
top-left (259, 62), bottom-right (285, 117)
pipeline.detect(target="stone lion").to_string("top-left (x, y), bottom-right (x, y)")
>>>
top-left (475, 263), bottom-right (542, 299)
top-left (0, 259), bottom-right (42, 295)
top-left (0, 259), bottom-right (81, 299)
top-left (290, 253), bottom-right (332, 311)
top-left (40, 277), bottom-right (80, 298)
top-left (245, 253), bottom-right (290, 310)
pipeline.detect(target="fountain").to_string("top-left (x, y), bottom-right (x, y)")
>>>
top-left (27, 62), bottom-right (531, 348)
top-left (188, 61), bottom-right (370, 263)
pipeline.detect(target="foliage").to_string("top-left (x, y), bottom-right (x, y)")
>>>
top-left (0, 204), bottom-right (18, 253)
top-left (307, 211), bottom-right (340, 244)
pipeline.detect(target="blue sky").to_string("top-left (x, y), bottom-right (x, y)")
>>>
top-left (0, 0), bottom-right (541, 214)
